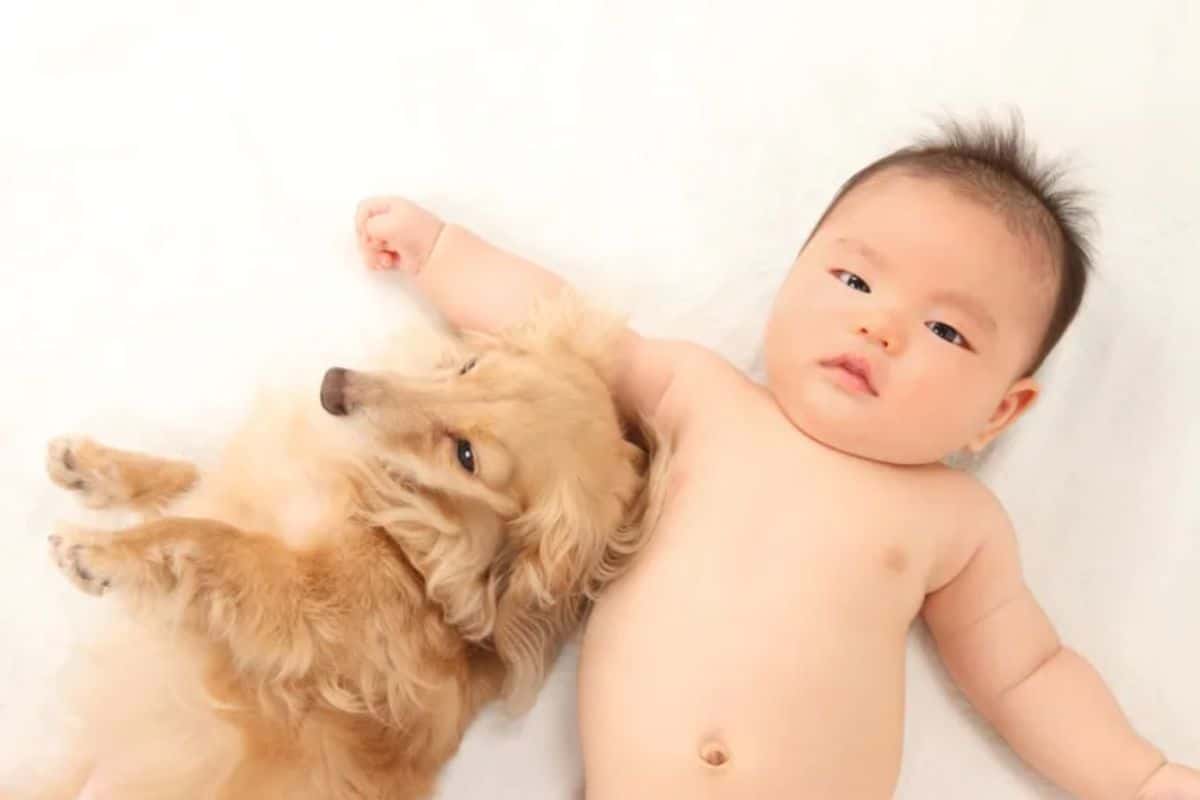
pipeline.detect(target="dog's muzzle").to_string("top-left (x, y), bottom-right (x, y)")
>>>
top-left (321, 367), bottom-right (350, 416)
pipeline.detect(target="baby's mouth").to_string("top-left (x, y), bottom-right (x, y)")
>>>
top-left (819, 356), bottom-right (878, 396)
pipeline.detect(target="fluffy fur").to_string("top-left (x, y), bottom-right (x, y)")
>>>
top-left (22, 296), bottom-right (660, 800)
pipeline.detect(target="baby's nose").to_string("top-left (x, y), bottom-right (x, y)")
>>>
top-left (857, 324), bottom-right (894, 350)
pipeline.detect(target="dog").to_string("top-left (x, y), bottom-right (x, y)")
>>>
top-left (26, 295), bottom-right (659, 799)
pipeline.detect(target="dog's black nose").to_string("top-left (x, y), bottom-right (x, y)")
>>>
top-left (321, 367), bottom-right (350, 416)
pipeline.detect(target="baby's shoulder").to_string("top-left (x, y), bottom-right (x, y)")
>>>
top-left (914, 465), bottom-right (1016, 589)
top-left (914, 460), bottom-right (984, 495)
top-left (668, 342), bottom-right (744, 384)
top-left (910, 463), bottom-right (1010, 528)
top-left (666, 344), bottom-right (763, 410)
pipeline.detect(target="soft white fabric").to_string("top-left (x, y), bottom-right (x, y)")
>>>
top-left (2, 1), bottom-right (1197, 797)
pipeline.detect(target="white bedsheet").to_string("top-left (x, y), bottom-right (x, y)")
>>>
top-left (2, 1), bottom-right (1197, 797)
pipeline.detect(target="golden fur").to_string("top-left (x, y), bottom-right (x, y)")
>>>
top-left (26, 296), bottom-right (660, 800)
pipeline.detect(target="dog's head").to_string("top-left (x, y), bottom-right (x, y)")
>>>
top-left (322, 294), bottom-right (652, 708)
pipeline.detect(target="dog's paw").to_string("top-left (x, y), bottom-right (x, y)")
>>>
top-left (46, 436), bottom-right (128, 509)
top-left (48, 524), bottom-right (116, 596)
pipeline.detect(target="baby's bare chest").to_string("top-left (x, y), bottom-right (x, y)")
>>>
top-left (633, 423), bottom-right (949, 627)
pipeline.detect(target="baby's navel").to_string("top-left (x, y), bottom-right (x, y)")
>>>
top-left (699, 738), bottom-right (730, 767)
top-left (882, 545), bottom-right (908, 575)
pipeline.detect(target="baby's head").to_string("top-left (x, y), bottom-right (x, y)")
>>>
top-left (765, 118), bottom-right (1092, 465)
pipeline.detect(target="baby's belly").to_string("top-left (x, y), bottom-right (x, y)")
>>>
top-left (578, 504), bottom-right (924, 799)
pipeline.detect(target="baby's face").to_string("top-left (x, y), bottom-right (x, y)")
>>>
top-left (765, 169), bottom-right (1056, 464)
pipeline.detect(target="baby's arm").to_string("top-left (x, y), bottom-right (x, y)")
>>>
top-left (355, 197), bottom-right (699, 429)
top-left (922, 485), bottom-right (1197, 799)
top-left (356, 197), bottom-right (562, 336)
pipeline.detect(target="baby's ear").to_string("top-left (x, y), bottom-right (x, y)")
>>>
top-left (967, 376), bottom-right (1040, 453)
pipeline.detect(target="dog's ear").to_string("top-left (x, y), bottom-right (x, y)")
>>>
top-left (491, 438), bottom-right (650, 712)
top-left (490, 560), bottom-right (586, 713)
top-left (371, 503), bottom-right (505, 643)
top-left (491, 478), bottom-right (601, 712)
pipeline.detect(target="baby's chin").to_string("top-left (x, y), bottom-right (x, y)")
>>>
top-left (767, 378), bottom-right (960, 467)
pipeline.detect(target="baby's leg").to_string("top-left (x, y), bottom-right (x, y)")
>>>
top-left (46, 437), bottom-right (197, 517)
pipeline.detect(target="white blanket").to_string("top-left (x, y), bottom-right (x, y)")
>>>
top-left (2, 1), bottom-right (1197, 796)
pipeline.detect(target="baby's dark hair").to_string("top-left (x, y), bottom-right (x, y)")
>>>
top-left (808, 115), bottom-right (1093, 376)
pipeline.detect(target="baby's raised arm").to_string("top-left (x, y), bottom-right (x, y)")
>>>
top-left (356, 197), bottom-right (563, 336)
top-left (922, 483), bottom-right (1199, 799)
top-left (355, 197), bottom-right (703, 432)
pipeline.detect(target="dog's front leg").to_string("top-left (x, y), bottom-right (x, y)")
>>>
top-left (48, 518), bottom-right (314, 666)
top-left (46, 436), bottom-right (198, 517)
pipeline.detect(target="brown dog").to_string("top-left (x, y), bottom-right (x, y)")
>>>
top-left (31, 296), bottom-right (659, 799)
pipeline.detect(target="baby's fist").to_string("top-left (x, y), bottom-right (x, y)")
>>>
top-left (1138, 763), bottom-right (1200, 800)
top-left (355, 196), bottom-right (444, 273)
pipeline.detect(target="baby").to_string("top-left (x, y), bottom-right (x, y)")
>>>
top-left (355, 120), bottom-right (1199, 799)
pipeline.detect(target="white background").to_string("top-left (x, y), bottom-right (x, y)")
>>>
top-left (1, 1), bottom-right (1197, 797)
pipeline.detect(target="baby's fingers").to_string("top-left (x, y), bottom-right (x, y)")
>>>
top-left (363, 216), bottom-right (413, 271)
top-left (353, 196), bottom-right (433, 273)
top-left (355, 197), bottom-right (393, 237)
top-left (357, 236), bottom-right (397, 271)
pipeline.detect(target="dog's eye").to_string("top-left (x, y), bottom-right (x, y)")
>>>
top-left (455, 439), bottom-right (476, 473)
top-left (459, 358), bottom-right (477, 376)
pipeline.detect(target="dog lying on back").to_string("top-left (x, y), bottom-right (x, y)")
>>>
top-left (27, 295), bottom-right (659, 800)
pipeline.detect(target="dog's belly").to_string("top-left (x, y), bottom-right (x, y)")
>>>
top-left (171, 396), bottom-right (360, 549)
top-left (174, 471), bottom-right (350, 549)
top-left (577, 464), bottom-right (931, 799)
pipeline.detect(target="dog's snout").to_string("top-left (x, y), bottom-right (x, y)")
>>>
top-left (321, 367), bottom-right (351, 416)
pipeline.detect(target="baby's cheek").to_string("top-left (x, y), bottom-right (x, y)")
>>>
top-left (906, 386), bottom-right (989, 452)
top-left (763, 343), bottom-right (802, 403)
top-left (763, 318), bottom-right (810, 372)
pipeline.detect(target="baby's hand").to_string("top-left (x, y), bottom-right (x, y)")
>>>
top-left (355, 196), bottom-right (444, 273)
top-left (1138, 763), bottom-right (1200, 799)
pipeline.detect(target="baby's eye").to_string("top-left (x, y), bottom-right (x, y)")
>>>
top-left (833, 270), bottom-right (871, 293)
top-left (926, 321), bottom-right (970, 349)
top-left (458, 358), bottom-right (478, 375)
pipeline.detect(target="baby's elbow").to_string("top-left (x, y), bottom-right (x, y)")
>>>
top-left (981, 641), bottom-right (1066, 718)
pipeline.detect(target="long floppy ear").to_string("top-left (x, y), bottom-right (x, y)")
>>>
top-left (363, 491), bottom-right (506, 643)
top-left (491, 477), bottom-right (606, 712)
top-left (491, 559), bottom-right (588, 713)
top-left (491, 435), bottom-right (651, 712)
